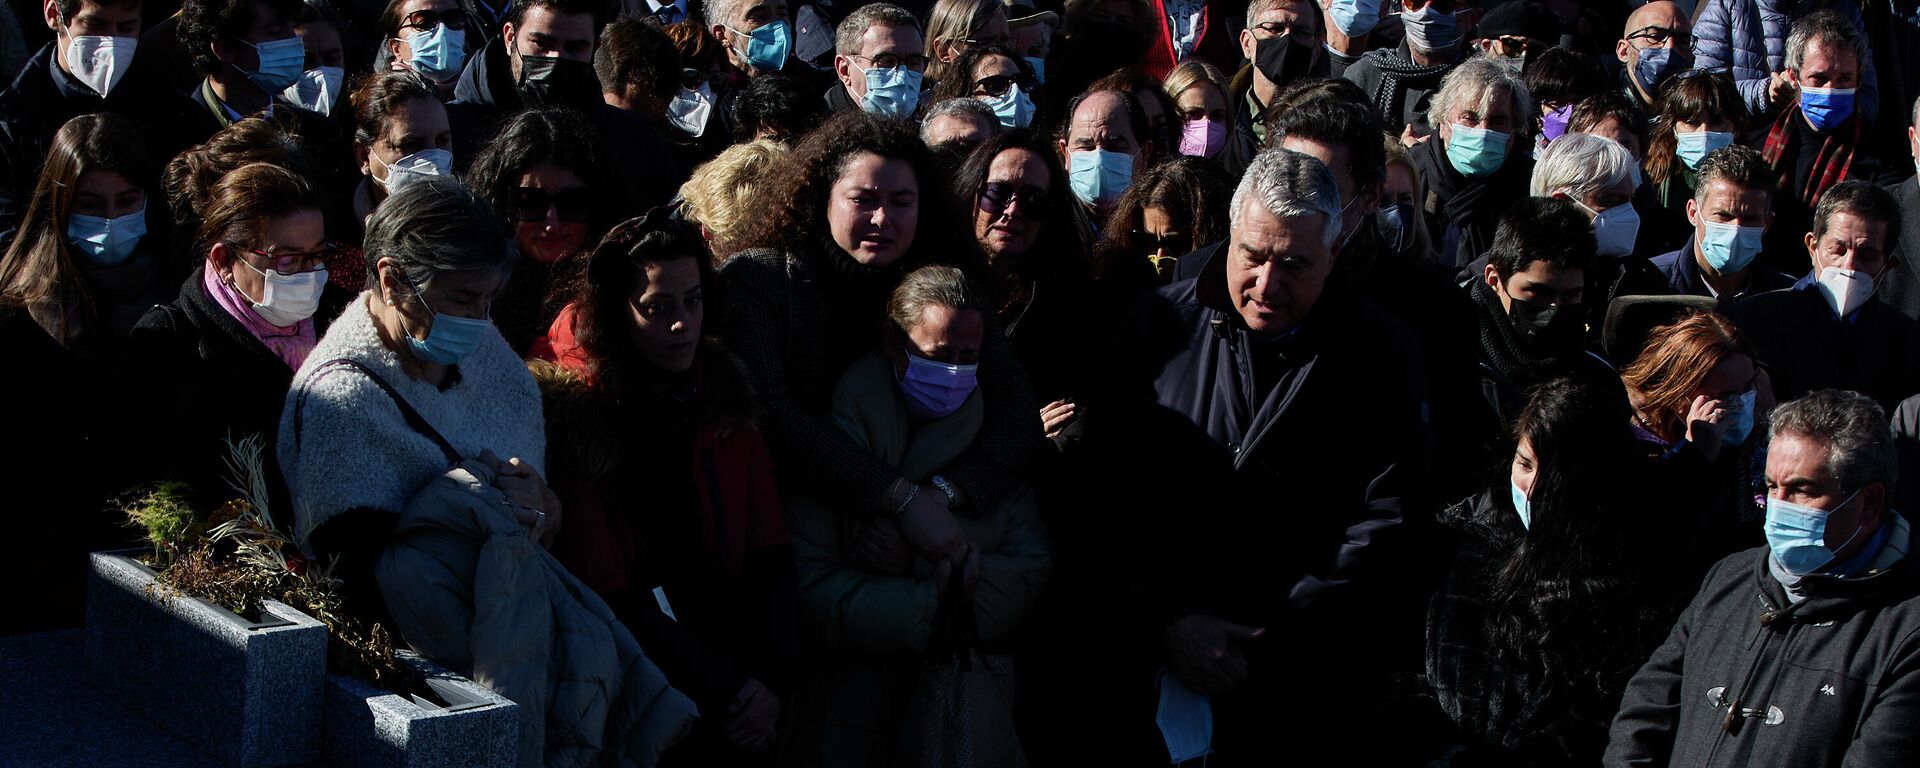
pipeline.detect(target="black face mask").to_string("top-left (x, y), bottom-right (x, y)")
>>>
top-left (1506, 292), bottom-right (1585, 353)
top-left (1254, 34), bottom-right (1315, 91)
top-left (517, 54), bottom-right (597, 108)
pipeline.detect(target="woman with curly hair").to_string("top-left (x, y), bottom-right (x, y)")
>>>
top-left (463, 107), bottom-right (623, 355)
top-left (719, 110), bottom-right (1041, 575)
top-left (1098, 155), bottom-right (1231, 283)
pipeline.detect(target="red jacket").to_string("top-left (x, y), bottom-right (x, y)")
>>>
top-left (1142, 0), bottom-right (1245, 81)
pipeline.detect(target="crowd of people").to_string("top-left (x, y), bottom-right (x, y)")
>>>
top-left (10, 0), bottom-right (1920, 763)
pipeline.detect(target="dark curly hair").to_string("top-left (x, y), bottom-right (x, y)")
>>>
top-left (730, 110), bottom-right (964, 271)
top-left (177, 0), bottom-right (305, 76)
top-left (1098, 155), bottom-right (1232, 280)
top-left (462, 107), bottom-right (621, 238)
top-left (732, 72), bottom-right (829, 143)
top-left (570, 209), bottom-right (758, 433)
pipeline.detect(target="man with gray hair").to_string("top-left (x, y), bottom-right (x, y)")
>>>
top-left (1411, 55), bottom-right (1535, 267)
top-left (1084, 147), bottom-right (1430, 761)
top-left (1608, 388), bottom-right (1920, 767)
top-left (826, 2), bottom-right (926, 117)
top-left (918, 97), bottom-right (998, 152)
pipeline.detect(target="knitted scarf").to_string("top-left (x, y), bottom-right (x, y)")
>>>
top-left (1762, 98), bottom-right (1859, 208)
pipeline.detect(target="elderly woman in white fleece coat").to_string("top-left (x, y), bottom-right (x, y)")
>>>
top-left (278, 175), bottom-right (556, 627)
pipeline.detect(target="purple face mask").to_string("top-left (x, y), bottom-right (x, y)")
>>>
top-left (1540, 104), bottom-right (1573, 142)
top-left (900, 354), bottom-right (978, 420)
top-left (1178, 117), bottom-right (1227, 158)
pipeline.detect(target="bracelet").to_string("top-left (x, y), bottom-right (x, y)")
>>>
top-left (890, 483), bottom-right (919, 519)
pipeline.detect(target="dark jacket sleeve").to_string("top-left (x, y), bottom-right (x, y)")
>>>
top-left (1844, 627), bottom-right (1920, 766)
top-left (608, 587), bottom-right (745, 716)
top-left (940, 313), bottom-right (1044, 513)
top-left (1603, 555), bottom-right (1721, 767)
top-left (720, 253), bottom-right (902, 513)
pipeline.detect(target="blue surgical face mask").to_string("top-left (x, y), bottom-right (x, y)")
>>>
top-left (1023, 56), bottom-right (1046, 85)
top-left (1068, 149), bottom-right (1133, 206)
top-left (899, 353), bottom-right (978, 420)
top-left (1510, 480), bottom-right (1531, 530)
top-left (1376, 202), bottom-right (1414, 253)
top-left (1445, 123), bottom-right (1510, 177)
top-left (405, 23), bottom-right (466, 82)
top-left (1328, 0), bottom-right (1384, 36)
top-left (1675, 129), bottom-right (1735, 170)
top-left (1400, 5), bottom-right (1460, 51)
top-left (1633, 45), bottom-right (1672, 96)
top-left (1800, 86), bottom-right (1856, 132)
top-left (1155, 669), bottom-right (1212, 764)
top-left (1699, 220), bottom-right (1764, 273)
top-left (1766, 489), bottom-right (1868, 576)
top-left (858, 63), bottom-right (923, 118)
top-left (399, 275), bottom-right (493, 365)
top-left (68, 206), bottom-right (148, 267)
top-left (1721, 389), bottom-right (1757, 447)
top-left (245, 36), bottom-right (307, 94)
top-left (729, 19), bottom-right (790, 72)
top-left (980, 86), bottom-right (1034, 128)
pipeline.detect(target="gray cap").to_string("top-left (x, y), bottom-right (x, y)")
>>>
top-left (1002, 0), bottom-right (1059, 28)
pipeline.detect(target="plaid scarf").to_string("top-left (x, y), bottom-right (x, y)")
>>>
top-left (1762, 99), bottom-right (1859, 208)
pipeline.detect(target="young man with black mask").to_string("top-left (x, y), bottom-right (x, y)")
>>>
top-left (1471, 196), bottom-right (1624, 433)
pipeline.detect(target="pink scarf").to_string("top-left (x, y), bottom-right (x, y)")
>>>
top-left (202, 264), bottom-right (317, 369)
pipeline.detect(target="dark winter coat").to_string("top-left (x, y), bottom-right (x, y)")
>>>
top-left (1875, 176), bottom-right (1920, 323)
top-left (1728, 280), bottom-right (1920, 412)
top-left (1605, 535), bottom-right (1920, 767)
top-left (1412, 134), bottom-right (1533, 268)
top-left (1087, 239), bottom-right (1432, 759)
top-left (1648, 234), bottom-right (1796, 303)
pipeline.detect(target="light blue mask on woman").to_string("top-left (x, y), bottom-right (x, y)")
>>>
top-left (860, 64), bottom-right (922, 118)
top-left (1445, 123), bottom-right (1509, 177)
top-left (400, 275), bottom-right (492, 365)
top-left (68, 207), bottom-right (148, 267)
top-left (1510, 481), bottom-right (1531, 530)
top-left (1675, 129), bottom-right (1734, 170)
top-left (406, 24), bottom-right (466, 81)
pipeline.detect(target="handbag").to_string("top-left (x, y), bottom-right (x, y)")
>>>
top-left (893, 565), bottom-right (1028, 768)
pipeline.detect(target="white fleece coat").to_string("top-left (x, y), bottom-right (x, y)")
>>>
top-left (278, 293), bottom-right (545, 548)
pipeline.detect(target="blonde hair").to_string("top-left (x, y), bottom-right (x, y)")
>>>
top-left (677, 140), bottom-right (789, 261)
top-left (1383, 136), bottom-right (1437, 263)
top-left (1162, 59), bottom-right (1233, 131)
top-left (926, 0), bottom-right (1005, 83)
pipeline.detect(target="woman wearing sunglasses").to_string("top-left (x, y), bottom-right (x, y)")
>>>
top-left (930, 44), bottom-right (1039, 129)
top-left (128, 162), bottom-right (351, 513)
top-left (950, 129), bottom-right (1095, 438)
top-left (465, 107), bottom-right (620, 356)
top-left (1097, 154), bottom-right (1232, 284)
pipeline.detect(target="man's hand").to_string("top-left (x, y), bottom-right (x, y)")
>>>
top-left (724, 679), bottom-right (779, 752)
top-left (1041, 399), bottom-right (1079, 437)
top-left (1401, 122), bottom-right (1430, 146)
top-left (1768, 70), bottom-right (1799, 108)
top-left (1163, 615), bottom-right (1266, 697)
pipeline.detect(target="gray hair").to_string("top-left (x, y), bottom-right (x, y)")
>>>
top-left (363, 176), bottom-right (511, 295)
top-left (919, 98), bottom-right (998, 142)
top-left (1785, 9), bottom-right (1869, 74)
top-left (1529, 132), bottom-right (1639, 198)
top-left (836, 3), bottom-right (922, 55)
top-left (887, 265), bottom-right (980, 331)
top-left (1769, 389), bottom-right (1898, 493)
top-left (708, 0), bottom-right (751, 32)
top-left (1229, 147), bottom-right (1343, 249)
top-left (1428, 56), bottom-right (1534, 135)
top-left (1245, 0), bottom-right (1311, 33)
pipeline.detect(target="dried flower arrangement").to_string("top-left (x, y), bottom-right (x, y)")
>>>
top-left (122, 435), bottom-right (418, 691)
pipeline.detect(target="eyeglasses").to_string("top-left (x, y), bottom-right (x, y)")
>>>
top-left (959, 34), bottom-right (1015, 49)
top-left (1489, 35), bottom-right (1546, 58)
top-left (978, 182), bottom-right (1050, 215)
top-left (972, 73), bottom-right (1036, 97)
top-left (1625, 25), bottom-right (1696, 51)
top-left (398, 9), bottom-right (466, 33)
top-left (681, 67), bottom-right (727, 90)
top-left (512, 187), bottom-right (592, 223)
top-left (1250, 21), bottom-right (1316, 40)
top-left (242, 241), bottom-right (341, 273)
top-left (851, 52), bottom-right (930, 73)
top-left (1130, 229), bottom-right (1191, 256)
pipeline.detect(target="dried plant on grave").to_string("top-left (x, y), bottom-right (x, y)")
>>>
top-left (119, 435), bottom-right (419, 691)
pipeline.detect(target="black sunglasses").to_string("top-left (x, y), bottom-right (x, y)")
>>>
top-left (1130, 229), bottom-right (1191, 256)
top-left (972, 73), bottom-right (1037, 98)
top-left (398, 9), bottom-right (467, 32)
top-left (978, 182), bottom-right (1050, 215)
top-left (512, 187), bottom-right (593, 223)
